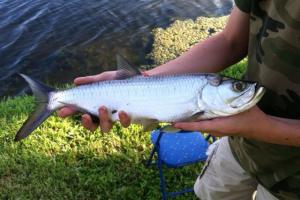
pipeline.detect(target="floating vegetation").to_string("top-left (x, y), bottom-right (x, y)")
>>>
top-left (149, 16), bottom-right (228, 65)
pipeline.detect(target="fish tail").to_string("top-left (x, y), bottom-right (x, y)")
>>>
top-left (15, 74), bottom-right (55, 141)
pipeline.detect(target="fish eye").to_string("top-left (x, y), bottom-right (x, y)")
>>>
top-left (232, 81), bottom-right (246, 92)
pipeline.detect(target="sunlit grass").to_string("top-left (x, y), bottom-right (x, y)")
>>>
top-left (220, 59), bottom-right (247, 79)
top-left (0, 96), bottom-right (205, 199)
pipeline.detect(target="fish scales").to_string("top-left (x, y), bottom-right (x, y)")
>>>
top-left (51, 75), bottom-right (207, 122)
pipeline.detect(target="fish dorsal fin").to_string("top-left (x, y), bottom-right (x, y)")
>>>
top-left (115, 54), bottom-right (142, 80)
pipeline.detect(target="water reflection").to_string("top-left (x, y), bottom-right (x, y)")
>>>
top-left (0, 0), bottom-right (233, 98)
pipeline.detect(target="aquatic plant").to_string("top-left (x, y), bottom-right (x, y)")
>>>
top-left (149, 16), bottom-right (228, 65)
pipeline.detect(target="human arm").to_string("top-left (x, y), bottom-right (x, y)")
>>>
top-left (174, 106), bottom-right (300, 147)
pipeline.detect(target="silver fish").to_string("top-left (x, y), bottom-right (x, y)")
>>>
top-left (15, 56), bottom-right (265, 141)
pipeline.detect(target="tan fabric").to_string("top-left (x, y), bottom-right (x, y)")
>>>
top-left (194, 137), bottom-right (278, 200)
top-left (256, 185), bottom-right (279, 200)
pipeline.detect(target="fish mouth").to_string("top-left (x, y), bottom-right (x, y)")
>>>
top-left (230, 83), bottom-right (265, 108)
top-left (252, 85), bottom-right (265, 103)
top-left (248, 83), bottom-right (265, 103)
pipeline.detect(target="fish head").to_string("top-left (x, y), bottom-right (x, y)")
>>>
top-left (200, 76), bottom-right (265, 117)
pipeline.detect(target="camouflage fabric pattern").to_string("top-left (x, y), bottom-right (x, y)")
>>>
top-left (230, 0), bottom-right (300, 199)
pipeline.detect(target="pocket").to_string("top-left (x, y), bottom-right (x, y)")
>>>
top-left (199, 140), bottom-right (220, 179)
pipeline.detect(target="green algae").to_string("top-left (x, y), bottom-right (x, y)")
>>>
top-left (149, 16), bottom-right (228, 65)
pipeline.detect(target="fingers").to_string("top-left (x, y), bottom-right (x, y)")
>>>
top-left (81, 114), bottom-right (98, 132)
top-left (98, 107), bottom-right (113, 133)
top-left (74, 72), bottom-right (116, 86)
top-left (58, 107), bottom-right (99, 132)
top-left (58, 107), bottom-right (100, 132)
top-left (80, 107), bottom-right (113, 133)
top-left (59, 105), bottom-right (129, 133)
top-left (118, 111), bottom-right (131, 128)
top-left (57, 107), bottom-right (77, 117)
top-left (81, 108), bottom-right (130, 133)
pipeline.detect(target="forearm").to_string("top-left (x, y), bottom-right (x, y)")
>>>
top-left (147, 7), bottom-right (249, 76)
top-left (252, 115), bottom-right (300, 147)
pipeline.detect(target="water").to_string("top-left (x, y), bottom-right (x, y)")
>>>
top-left (0, 0), bottom-right (233, 98)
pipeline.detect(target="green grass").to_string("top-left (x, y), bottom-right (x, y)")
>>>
top-left (220, 59), bottom-right (247, 79)
top-left (0, 96), bottom-right (205, 199)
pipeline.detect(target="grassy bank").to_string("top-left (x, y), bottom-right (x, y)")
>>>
top-left (0, 16), bottom-right (247, 199)
top-left (0, 96), bottom-right (204, 199)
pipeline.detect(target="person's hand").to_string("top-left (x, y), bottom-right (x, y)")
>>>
top-left (57, 71), bottom-right (131, 132)
top-left (174, 106), bottom-right (270, 138)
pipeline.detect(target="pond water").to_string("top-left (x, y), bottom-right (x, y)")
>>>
top-left (0, 0), bottom-right (233, 98)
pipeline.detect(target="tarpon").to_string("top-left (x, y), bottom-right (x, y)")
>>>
top-left (15, 55), bottom-right (265, 141)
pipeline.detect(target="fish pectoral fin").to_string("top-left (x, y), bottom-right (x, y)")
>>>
top-left (189, 110), bottom-right (205, 121)
top-left (133, 118), bottom-right (159, 131)
top-left (160, 125), bottom-right (182, 133)
top-left (115, 54), bottom-right (142, 79)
